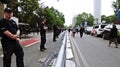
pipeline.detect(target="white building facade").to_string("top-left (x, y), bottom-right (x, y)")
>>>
top-left (72, 16), bottom-right (77, 27)
top-left (94, 0), bottom-right (101, 24)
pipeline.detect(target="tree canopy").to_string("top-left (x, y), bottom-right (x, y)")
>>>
top-left (75, 12), bottom-right (94, 27)
top-left (112, 0), bottom-right (120, 15)
top-left (1, 0), bottom-right (65, 30)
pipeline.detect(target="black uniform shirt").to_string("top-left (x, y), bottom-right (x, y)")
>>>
top-left (0, 18), bottom-right (19, 40)
top-left (110, 27), bottom-right (118, 38)
top-left (53, 24), bottom-right (58, 32)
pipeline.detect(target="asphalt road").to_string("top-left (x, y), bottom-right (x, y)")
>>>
top-left (71, 33), bottom-right (120, 67)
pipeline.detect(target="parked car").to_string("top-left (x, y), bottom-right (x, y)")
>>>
top-left (102, 24), bottom-right (120, 42)
top-left (85, 26), bottom-right (93, 34)
top-left (91, 24), bottom-right (107, 37)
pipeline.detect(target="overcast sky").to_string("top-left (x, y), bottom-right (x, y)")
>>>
top-left (40, 0), bottom-right (115, 26)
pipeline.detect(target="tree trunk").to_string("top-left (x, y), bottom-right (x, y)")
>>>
top-left (0, 3), bottom-right (5, 18)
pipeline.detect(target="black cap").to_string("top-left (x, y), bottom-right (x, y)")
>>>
top-left (4, 7), bottom-right (13, 13)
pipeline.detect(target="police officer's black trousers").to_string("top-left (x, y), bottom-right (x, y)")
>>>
top-left (53, 33), bottom-right (57, 41)
top-left (1, 40), bottom-right (24, 67)
top-left (40, 36), bottom-right (46, 49)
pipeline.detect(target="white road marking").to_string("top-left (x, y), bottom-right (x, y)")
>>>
top-left (66, 48), bottom-right (73, 59)
top-left (66, 60), bottom-right (76, 67)
top-left (72, 38), bottom-right (90, 67)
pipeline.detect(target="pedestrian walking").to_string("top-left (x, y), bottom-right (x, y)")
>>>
top-left (108, 24), bottom-right (118, 48)
top-left (79, 26), bottom-right (84, 38)
top-left (76, 28), bottom-right (79, 33)
top-left (39, 19), bottom-right (48, 51)
top-left (0, 7), bottom-right (24, 67)
top-left (68, 28), bottom-right (71, 33)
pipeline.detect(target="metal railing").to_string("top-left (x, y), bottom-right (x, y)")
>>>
top-left (53, 31), bottom-right (67, 67)
top-left (42, 31), bottom-right (67, 67)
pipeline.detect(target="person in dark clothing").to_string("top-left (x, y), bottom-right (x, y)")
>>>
top-left (109, 24), bottom-right (118, 48)
top-left (0, 7), bottom-right (24, 67)
top-left (53, 24), bottom-right (58, 42)
top-left (56, 26), bottom-right (60, 38)
top-left (76, 28), bottom-right (79, 33)
top-left (39, 19), bottom-right (48, 51)
top-left (68, 28), bottom-right (71, 33)
top-left (79, 26), bottom-right (84, 38)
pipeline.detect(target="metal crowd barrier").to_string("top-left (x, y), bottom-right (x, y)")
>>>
top-left (53, 31), bottom-right (67, 67)
top-left (42, 31), bottom-right (67, 67)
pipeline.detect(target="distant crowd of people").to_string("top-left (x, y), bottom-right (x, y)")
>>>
top-left (69, 25), bottom-right (85, 38)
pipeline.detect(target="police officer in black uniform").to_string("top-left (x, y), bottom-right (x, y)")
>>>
top-left (39, 19), bottom-right (48, 51)
top-left (0, 8), bottom-right (24, 67)
top-left (53, 24), bottom-right (58, 42)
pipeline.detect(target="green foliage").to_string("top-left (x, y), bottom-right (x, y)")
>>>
top-left (18, 0), bottom-right (39, 25)
top-left (112, 0), bottom-right (120, 15)
top-left (87, 14), bottom-right (94, 26)
top-left (4, 0), bottom-right (65, 30)
top-left (36, 7), bottom-right (65, 29)
top-left (101, 15), bottom-right (107, 21)
top-left (75, 12), bottom-right (94, 26)
top-left (101, 15), bottom-right (116, 24)
top-left (106, 15), bottom-right (116, 23)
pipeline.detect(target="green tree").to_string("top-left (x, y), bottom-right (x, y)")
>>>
top-left (101, 15), bottom-right (107, 22)
top-left (106, 15), bottom-right (116, 23)
top-left (87, 14), bottom-right (94, 26)
top-left (101, 15), bottom-right (116, 24)
top-left (112, 0), bottom-right (120, 15)
top-left (18, 0), bottom-right (39, 25)
top-left (3, 0), bottom-right (65, 30)
top-left (75, 12), bottom-right (94, 26)
top-left (36, 6), bottom-right (65, 29)
top-left (46, 7), bottom-right (64, 29)
top-left (75, 14), bottom-right (84, 26)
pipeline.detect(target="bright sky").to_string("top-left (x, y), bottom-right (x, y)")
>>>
top-left (40, 0), bottom-right (115, 26)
